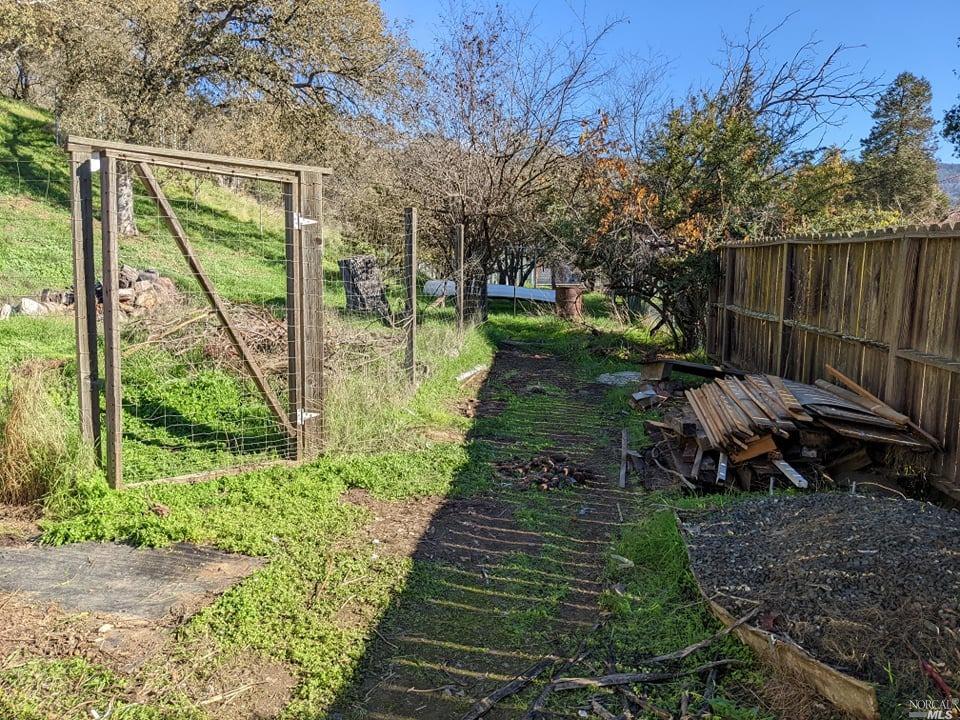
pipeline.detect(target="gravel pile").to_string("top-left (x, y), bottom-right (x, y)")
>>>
top-left (681, 493), bottom-right (960, 695)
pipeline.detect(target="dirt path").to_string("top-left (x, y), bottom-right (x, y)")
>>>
top-left (332, 346), bottom-right (636, 719)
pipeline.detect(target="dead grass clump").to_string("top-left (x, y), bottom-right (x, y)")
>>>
top-left (0, 363), bottom-right (73, 504)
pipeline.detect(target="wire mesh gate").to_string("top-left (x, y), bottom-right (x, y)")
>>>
top-left (67, 137), bottom-right (330, 488)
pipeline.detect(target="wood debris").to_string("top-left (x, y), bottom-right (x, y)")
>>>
top-left (640, 368), bottom-right (935, 492)
top-left (495, 453), bottom-right (602, 491)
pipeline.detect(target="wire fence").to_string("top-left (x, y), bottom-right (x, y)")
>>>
top-left (0, 153), bottom-right (487, 485)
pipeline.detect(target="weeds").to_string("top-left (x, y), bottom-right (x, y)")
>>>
top-left (0, 362), bottom-right (92, 504)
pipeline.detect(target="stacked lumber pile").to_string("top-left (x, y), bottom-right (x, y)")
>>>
top-left (653, 364), bottom-right (936, 491)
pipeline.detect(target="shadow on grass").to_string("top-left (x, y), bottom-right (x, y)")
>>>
top-left (0, 102), bottom-right (70, 208)
top-left (326, 320), bottom-right (645, 720)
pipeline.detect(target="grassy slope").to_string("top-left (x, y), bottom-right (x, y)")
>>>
top-left (0, 97), bottom-right (773, 719)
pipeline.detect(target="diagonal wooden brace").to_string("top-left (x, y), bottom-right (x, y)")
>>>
top-left (134, 162), bottom-right (298, 440)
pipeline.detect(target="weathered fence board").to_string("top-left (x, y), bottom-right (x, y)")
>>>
top-left (708, 223), bottom-right (960, 498)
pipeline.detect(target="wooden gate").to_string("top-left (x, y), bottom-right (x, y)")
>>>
top-left (67, 136), bottom-right (330, 488)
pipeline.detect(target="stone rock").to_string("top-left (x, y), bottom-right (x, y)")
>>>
top-left (134, 290), bottom-right (157, 309)
top-left (119, 265), bottom-right (140, 289)
top-left (117, 288), bottom-right (135, 303)
top-left (0, 303), bottom-right (11, 320)
top-left (596, 371), bottom-right (646, 386)
top-left (154, 277), bottom-right (177, 294)
top-left (17, 297), bottom-right (45, 316)
top-left (133, 279), bottom-right (153, 293)
top-left (138, 269), bottom-right (159, 282)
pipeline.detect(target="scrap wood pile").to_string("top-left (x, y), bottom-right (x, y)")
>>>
top-left (459, 612), bottom-right (757, 720)
top-left (649, 363), bottom-right (937, 492)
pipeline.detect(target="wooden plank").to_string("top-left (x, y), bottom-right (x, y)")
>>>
top-left (883, 234), bottom-right (918, 407)
top-left (730, 434), bottom-right (777, 463)
top-left (404, 207), bottom-right (418, 383)
top-left (804, 404), bottom-right (900, 429)
top-left (720, 247), bottom-right (734, 363)
top-left (134, 162), bottom-right (297, 440)
top-left (773, 459), bottom-right (808, 488)
top-left (819, 420), bottom-right (931, 450)
top-left (667, 359), bottom-right (744, 378)
top-left (300, 171), bottom-right (325, 459)
top-left (66, 134), bottom-right (330, 177)
top-left (824, 364), bottom-right (909, 424)
top-left (685, 389), bottom-right (722, 449)
top-left (284, 180), bottom-right (304, 460)
top-left (765, 374), bottom-right (807, 416)
top-left (775, 242), bottom-right (789, 374)
top-left (717, 378), bottom-right (773, 430)
top-left (98, 153), bottom-right (123, 489)
top-left (619, 428), bottom-right (628, 488)
top-left (69, 151), bottom-right (101, 455)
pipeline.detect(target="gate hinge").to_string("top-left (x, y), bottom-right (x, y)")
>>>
top-left (293, 213), bottom-right (318, 230)
top-left (296, 408), bottom-right (321, 425)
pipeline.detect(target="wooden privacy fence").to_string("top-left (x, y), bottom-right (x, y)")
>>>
top-left (706, 222), bottom-right (960, 499)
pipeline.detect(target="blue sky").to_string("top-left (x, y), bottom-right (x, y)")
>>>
top-left (381, 0), bottom-right (960, 161)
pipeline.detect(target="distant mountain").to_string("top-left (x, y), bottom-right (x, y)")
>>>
top-left (939, 162), bottom-right (960, 205)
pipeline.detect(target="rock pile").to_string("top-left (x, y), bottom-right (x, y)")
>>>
top-left (1, 264), bottom-right (177, 320)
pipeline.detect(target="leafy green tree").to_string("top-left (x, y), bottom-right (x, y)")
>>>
top-left (858, 72), bottom-right (949, 219)
top-left (783, 148), bottom-right (903, 232)
top-left (0, 0), bottom-right (412, 234)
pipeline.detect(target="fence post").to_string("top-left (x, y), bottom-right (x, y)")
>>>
top-left (70, 151), bottom-right (101, 457)
top-left (404, 207), bottom-right (418, 383)
top-left (99, 153), bottom-right (123, 489)
top-left (454, 223), bottom-right (465, 333)
top-left (300, 171), bottom-right (325, 459)
top-left (884, 232), bottom-right (919, 407)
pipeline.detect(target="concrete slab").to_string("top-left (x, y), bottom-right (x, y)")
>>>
top-left (0, 541), bottom-right (265, 620)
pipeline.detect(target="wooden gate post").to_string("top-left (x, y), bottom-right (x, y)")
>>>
top-left (70, 151), bottom-right (101, 457)
top-left (454, 223), bottom-right (465, 333)
top-left (99, 153), bottom-right (123, 489)
top-left (300, 171), bottom-right (325, 459)
top-left (404, 207), bottom-right (418, 383)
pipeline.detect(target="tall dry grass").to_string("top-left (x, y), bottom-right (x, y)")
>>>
top-left (0, 362), bottom-right (77, 504)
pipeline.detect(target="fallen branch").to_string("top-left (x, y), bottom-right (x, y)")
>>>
top-left (549, 659), bottom-right (741, 692)
top-left (590, 698), bottom-right (618, 719)
top-left (639, 607), bottom-right (759, 664)
top-left (619, 686), bottom-right (673, 720)
top-left (461, 658), bottom-right (554, 720)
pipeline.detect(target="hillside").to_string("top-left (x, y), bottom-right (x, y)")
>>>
top-left (938, 162), bottom-right (960, 204)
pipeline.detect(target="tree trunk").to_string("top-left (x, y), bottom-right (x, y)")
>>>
top-left (117, 165), bottom-right (138, 237)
